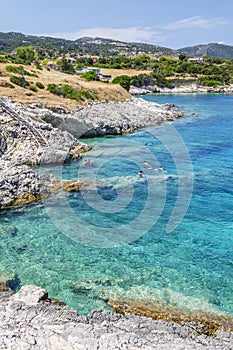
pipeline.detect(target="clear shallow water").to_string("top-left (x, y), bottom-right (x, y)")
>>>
top-left (0, 93), bottom-right (233, 316)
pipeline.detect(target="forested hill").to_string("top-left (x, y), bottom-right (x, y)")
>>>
top-left (0, 32), bottom-right (77, 53)
top-left (178, 43), bottom-right (233, 60)
top-left (74, 37), bottom-right (177, 56)
top-left (0, 32), bottom-right (177, 56)
top-left (1, 32), bottom-right (233, 59)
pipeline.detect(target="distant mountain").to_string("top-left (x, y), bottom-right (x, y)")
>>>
top-left (0, 31), bottom-right (177, 56)
top-left (74, 36), bottom-right (177, 56)
top-left (1, 32), bottom-right (233, 60)
top-left (0, 32), bottom-right (77, 52)
top-left (178, 43), bottom-right (233, 60)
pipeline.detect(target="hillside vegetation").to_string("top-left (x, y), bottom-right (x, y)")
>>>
top-left (0, 61), bottom-right (131, 109)
top-left (1, 32), bottom-right (233, 60)
top-left (99, 55), bottom-right (233, 90)
top-left (178, 43), bottom-right (233, 60)
top-left (1, 44), bottom-right (233, 108)
top-left (0, 32), bottom-right (177, 57)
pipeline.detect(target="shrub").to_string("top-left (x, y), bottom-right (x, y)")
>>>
top-left (80, 90), bottom-right (97, 100)
top-left (82, 70), bottom-right (100, 81)
top-left (197, 77), bottom-right (223, 87)
top-left (10, 75), bottom-right (29, 88)
top-left (35, 63), bottom-right (42, 70)
top-left (6, 65), bottom-right (38, 77)
top-left (57, 57), bottom-right (75, 74)
top-left (6, 65), bottom-right (24, 74)
top-left (36, 81), bottom-right (45, 89)
top-left (30, 85), bottom-right (38, 92)
top-left (47, 84), bottom-right (98, 101)
top-left (151, 71), bottom-right (172, 88)
top-left (15, 46), bottom-right (36, 64)
top-left (112, 75), bottom-right (131, 91)
top-left (0, 56), bottom-right (8, 63)
top-left (130, 74), bottom-right (155, 87)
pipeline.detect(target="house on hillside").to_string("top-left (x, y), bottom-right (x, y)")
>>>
top-left (187, 57), bottom-right (204, 63)
top-left (91, 56), bottom-right (99, 63)
top-left (76, 67), bottom-right (101, 75)
top-left (99, 74), bottom-right (111, 82)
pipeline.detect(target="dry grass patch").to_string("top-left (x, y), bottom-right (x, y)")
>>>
top-left (100, 68), bottom-right (152, 80)
top-left (0, 63), bottom-right (131, 109)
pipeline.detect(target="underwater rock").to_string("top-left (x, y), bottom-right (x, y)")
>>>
top-left (0, 223), bottom-right (17, 236)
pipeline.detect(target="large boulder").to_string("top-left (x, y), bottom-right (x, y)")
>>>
top-left (10, 285), bottom-right (48, 306)
top-left (0, 164), bottom-right (56, 208)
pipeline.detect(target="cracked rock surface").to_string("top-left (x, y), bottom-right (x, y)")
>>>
top-left (0, 285), bottom-right (232, 350)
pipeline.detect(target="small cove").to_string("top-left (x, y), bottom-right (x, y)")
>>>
top-left (0, 93), bottom-right (232, 317)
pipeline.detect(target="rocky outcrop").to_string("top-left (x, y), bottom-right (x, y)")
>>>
top-left (0, 163), bottom-right (96, 209)
top-left (0, 164), bottom-right (57, 208)
top-left (0, 98), bottom-right (92, 208)
top-left (0, 285), bottom-right (232, 350)
top-left (156, 83), bottom-right (233, 94)
top-left (0, 98), bottom-right (91, 166)
top-left (129, 86), bottom-right (152, 95)
top-left (78, 98), bottom-right (183, 137)
top-left (129, 83), bottom-right (233, 95)
top-left (0, 96), bottom-right (183, 208)
top-left (7, 97), bottom-right (183, 138)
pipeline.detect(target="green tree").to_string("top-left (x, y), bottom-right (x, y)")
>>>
top-left (178, 53), bottom-right (188, 61)
top-left (82, 70), bottom-right (100, 81)
top-left (112, 75), bottom-right (131, 91)
top-left (151, 71), bottom-right (171, 87)
top-left (57, 57), bottom-right (75, 74)
top-left (15, 46), bottom-right (36, 63)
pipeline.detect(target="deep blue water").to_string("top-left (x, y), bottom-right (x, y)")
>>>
top-left (0, 93), bottom-right (233, 316)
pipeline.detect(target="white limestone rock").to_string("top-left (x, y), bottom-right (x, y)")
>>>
top-left (10, 285), bottom-right (48, 305)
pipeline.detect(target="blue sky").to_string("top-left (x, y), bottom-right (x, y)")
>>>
top-left (1, 0), bottom-right (233, 49)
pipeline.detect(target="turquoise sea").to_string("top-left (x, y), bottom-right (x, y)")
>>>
top-left (0, 93), bottom-right (233, 316)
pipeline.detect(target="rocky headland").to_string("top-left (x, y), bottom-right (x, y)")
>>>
top-left (7, 97), bottom-right (183, 138)
top-left (0, 96), bottom-right (183, 208)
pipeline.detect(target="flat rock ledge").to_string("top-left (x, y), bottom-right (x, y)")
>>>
top-left (0, 285), bottom-right (232, 350)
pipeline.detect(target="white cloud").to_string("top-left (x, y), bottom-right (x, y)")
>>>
top-left (164, 16), bottom-right (228, 31)
top-left (40, 26), bottom-right (165, 43)
top-left (217, 41), bottom-right (224, 44)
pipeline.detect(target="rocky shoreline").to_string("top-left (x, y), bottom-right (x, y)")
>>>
top-left (129, 83), bottom-right (233, 95)
top-left (8, 97), bottom-right (184, 137)
top-left (0, 97), bottom-right (92, 209)
top-left (1, 95), bottom-right (233, 349)
top-left (0, 283), bottom-right (232, 350)
top-left (0, 96), bottom-right (183, 208)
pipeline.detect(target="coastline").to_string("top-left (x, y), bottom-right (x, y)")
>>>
top-left (7, 96), bottom-right (184, 138)
top-left (129, 83), bottom-right (233, 95)
top-left (0, 96), bottom-right (183, 208)
top-left (0, 283), bottom-right (232, 349)
top-left (1, 93), bottom-right (233, 348)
